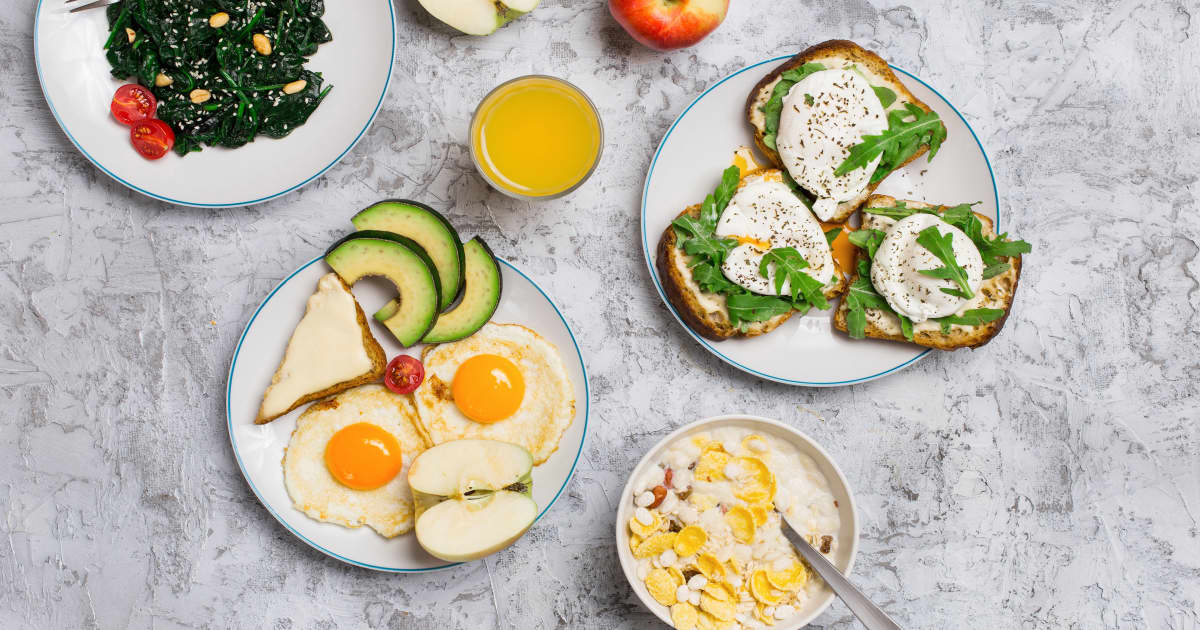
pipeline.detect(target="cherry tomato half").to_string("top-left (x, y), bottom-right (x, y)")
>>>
top-left (110, 84), bottom-right (157, 125)
top-left (130, 119), bottom-right (175, 160)
top-left (384, 355), bottom-right (425, 395)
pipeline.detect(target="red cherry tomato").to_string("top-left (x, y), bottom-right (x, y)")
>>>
top-left (130, 119), bottom-right (175, 160)
top-left (111, 84), bottom-right (157, 125)
top-left (384, 355), bottom-right (425, 395)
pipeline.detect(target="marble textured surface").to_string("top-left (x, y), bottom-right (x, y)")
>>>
top-left (2, 0), bottom-right (1198, 628)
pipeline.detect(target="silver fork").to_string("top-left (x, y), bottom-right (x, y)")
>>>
top-left (66, 0), bottom-right (119, 14)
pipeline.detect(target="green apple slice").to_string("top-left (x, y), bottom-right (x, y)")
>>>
top-left (408, 439), bottom-right (537, 562)
top-left (415, 0), bottom-right (539, 36)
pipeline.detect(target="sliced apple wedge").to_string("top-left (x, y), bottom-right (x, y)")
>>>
top-left (408, 439), bottom-right (538, 562)
top-left (415, 0), bottom-right (539, 36)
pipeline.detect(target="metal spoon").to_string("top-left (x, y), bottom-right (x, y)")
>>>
top-left (778, 514), bottom-right (903, 630)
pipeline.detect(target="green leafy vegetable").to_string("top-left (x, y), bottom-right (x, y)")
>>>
top-left (934, 308), bottom-right (1005, 333)
top-left (847, 228), bottom-right (886, 259)
top-left (862, 201), bottom-right (939, 221)
top-left (760, 63), bottom-right (826, 150)
top-left (690, 261), bottom-right (741, 294)
top-left (758, 248), bottom-right (829, 310)
top-left (726, 294), bottom-right (793, 329)
top-left (843, 260), bottom-right (891, 338)
top-left (872, 86), bottom-right (897, 108)
top-left (104, 0), bottom-right (333, 155)
top-left (981, 262), bottom-right (1011, 279)
top-left (834, 103), bottom-right (948, 183)
top-left (915, 226), bottom-right (975, 299)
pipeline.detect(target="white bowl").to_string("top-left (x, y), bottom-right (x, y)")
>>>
top-left (615, 415), bottom-right (859, 629)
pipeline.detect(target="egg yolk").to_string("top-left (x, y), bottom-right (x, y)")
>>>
top-left (324, 422), bottom-right (403, 490)
top-left (452, 354), bottom-right (525, 423)
top-left (820, 221), bottom-right (858, 275)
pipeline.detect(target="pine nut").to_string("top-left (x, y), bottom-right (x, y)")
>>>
top-left (154, 73), bottom-right (172, 87)
top-left (189, 89), bottom-right (211, 104)
top-left (252, 33), bottom-right (272, 56)
top-left (282, 80), bottom-right (307, 95)
top-left (125, 28), bottom-right (136, 43)
top-left (208, 12), bottom-right (229, 28)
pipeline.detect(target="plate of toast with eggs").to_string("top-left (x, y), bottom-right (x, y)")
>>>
top-left (226, 199), bottom-right (588, 571)
top-left (643, 40), bottom-right (1032, 386)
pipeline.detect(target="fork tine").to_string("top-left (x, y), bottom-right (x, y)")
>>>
top-left (68, 0), bottom-right (116, 12)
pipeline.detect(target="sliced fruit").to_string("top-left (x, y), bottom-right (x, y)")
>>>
top-left (407, 439), bottom-right (536, 562)
top-left (352, 200), bottom-right (465, 312)
top-left (325, 232), bottom-right (441, 347)
top-left (415, 0), bottom-right (539, 36)
top-left (420, 237), bottom-right (502, 343)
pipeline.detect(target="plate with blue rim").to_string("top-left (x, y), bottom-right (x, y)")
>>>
top-left (226, 254), bottom-right (589, 571)
top-left (33, 0), bottom-right (394, 207)
top-left (640, 53), bottom-right (1000, 386)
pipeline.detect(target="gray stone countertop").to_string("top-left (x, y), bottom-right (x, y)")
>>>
top-left (2, 0), bottom-right (1198, 628)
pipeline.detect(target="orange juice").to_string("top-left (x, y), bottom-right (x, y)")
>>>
top-left (470, 76), bottom-right (602, 198)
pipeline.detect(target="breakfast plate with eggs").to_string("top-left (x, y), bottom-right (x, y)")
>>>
top-left (642, 42), bottom-right (1025, 386)
top-left (226, 203), bottom-right (588, 571)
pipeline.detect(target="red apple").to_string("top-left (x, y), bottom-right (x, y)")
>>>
top-left (609, 0), bottom-right (730, 51)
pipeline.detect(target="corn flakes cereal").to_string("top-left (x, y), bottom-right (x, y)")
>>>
top-left (699, 593), bottom-right (736, 622)
top-left (634, 532), bottom-right (677, 559)
top-left (724, 506), bottom-right (755, 543)
top-left (671, 603), bottom-right (699, 630)
top-left (645, 568), bottom-right (678, 606)
top-left (674, 526), bottom-right (707, 556)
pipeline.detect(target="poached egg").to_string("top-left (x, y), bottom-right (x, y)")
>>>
top-left (775, 69), bottom-right (888, 221)
top-left (713, 170), bottom-right (836, 296)
top-left (870, 213), bottom-right (984, 322)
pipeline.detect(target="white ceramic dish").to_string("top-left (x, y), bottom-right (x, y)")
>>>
top-left (641, 55), bottom-right (1000, 386)
top-left (226, 254), bottom-right (589, 571)
top-left (615, 415), bottom-right (859, 628)
top-left (33, 0), bottom-right (394, 207)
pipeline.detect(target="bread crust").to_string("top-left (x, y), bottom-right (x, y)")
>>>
top-left (655, 169), bottom-right (847, 341)
top-left (745, 40), bottom-right (935, 222)
top-left (831, 195), bottom-right (1023, 350)
top-left (255, 277), bottom-right (386, 424)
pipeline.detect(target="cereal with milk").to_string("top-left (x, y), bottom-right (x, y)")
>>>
top-left (627, 427), bottom-right (841, 629)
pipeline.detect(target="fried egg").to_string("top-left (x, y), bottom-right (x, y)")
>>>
top-left (282, 384), bottom-right (431, 538)
top-left (414, 323), bottom-right (575, 465)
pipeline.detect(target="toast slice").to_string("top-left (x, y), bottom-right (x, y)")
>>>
top-left (656, 170), bottom-right (848, 341)
top-left (832, 196), bottom-right (1023, 350)
top-left (746, 40), bottom-right (935, 223)
top-left (256, 273), bottom-right (387, 424)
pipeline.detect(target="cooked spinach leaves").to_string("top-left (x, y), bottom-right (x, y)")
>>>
top-left (104, 0), bottom-right (333, 155)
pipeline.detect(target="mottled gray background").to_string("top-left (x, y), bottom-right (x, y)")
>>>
top-left (2, 0), bottom-right (1198, 628)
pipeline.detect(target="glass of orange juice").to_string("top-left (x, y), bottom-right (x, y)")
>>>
top-left (470, 75), bottom-right (604, 199)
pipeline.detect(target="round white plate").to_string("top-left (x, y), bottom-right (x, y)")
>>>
top-left (641, 55), bottom-right (999, 386)
top-left (615, 415), bottom-right (859, 628)
top-left (226, 255), bottom-right (589, 571)
top-left (33, 1), bottom-right (394, 207)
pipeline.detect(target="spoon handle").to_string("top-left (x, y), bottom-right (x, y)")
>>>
top-left (779, 517), bottom-right (903, 630)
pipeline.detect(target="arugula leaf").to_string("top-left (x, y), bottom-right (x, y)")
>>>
top-left (872, 86), bottom-right (897, 108)
top-left (843, 271), bottom-right (892, 339)
top-left (934, 308), bottom-right (1005, 333)
top-left (780, 169), bottom-right (815, 208)
top-left (699, 166), bottom-right (741, 229)
top-left (726, 293), bottom-right (794, 328)
top-left (824, 227), bottom-right (843, 246)
top-left (834, 103), bottom-right (948, 183)
top-left (915, 226), bottom-right (974, 299)
top-left (981, 262), bottom-right (1011, 279)
top-left (682, 234), bottom-right (737, 266)
top-left (758, 248), bottom-right (829, 310)
top-left (848, 228), bottom-right (886, 259)
top-left (690, 260), bottom-right (742, 295)
top-left (862, 201), bottom-right (929, 221)
top-left (760, 62), bottom-right (826, 150)
top-left (979, 235), bottom-right (1033, 264)
top-left (898, 313), bottom-right (914, 341)
top-left (671, 215), bottom-right (708, 240)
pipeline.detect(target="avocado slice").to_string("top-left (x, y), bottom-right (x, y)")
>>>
top-left (420, 237), bottom-right (502, 344)
top-left (352, 200), bottom-right (465, 312)
top-left (324, 233), bottom-right (442, 347)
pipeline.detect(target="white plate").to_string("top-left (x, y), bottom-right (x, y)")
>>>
top-left (641, 56), bottom-right (1000, 386)
top-left (33, 0), bottom-right (394, 207)
top-left (226, 255), bottom-right (589, 572)
top-left (615, 415), bottom-right (859, 628)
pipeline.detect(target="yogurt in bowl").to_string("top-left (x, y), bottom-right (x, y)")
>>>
top-left (616, 416), bottom-right (858, 629)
